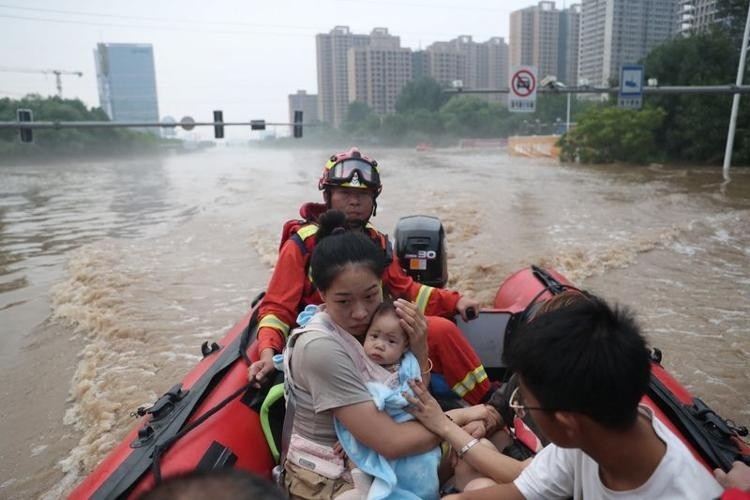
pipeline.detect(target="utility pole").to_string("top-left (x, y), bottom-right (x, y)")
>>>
top-left (0, 67), bottom-right (83, 98)
top-left (722, 1), bottom-right (750, 182)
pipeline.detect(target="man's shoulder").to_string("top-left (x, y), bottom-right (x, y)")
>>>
top-left (645, 408), bottom-right (723, 496)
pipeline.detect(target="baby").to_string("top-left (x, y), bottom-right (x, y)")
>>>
top-left (335, 300), bottom-right (441, 499)
top-left (362, 301), bottom-right (410, 375)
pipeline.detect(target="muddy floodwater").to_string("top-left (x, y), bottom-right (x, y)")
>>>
top-left (1, 147), bottom-right (748, 498)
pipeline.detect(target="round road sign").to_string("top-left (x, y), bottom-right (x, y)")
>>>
top-left (180, 116), bottom-right (196, 131)
top-left (511, 69), bottom-right (537, 98)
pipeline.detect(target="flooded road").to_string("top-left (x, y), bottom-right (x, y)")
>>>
top-left (0, 147), bottom-right (748, 497)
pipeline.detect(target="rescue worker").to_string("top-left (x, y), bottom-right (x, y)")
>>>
top-left (248, 148), bottom-right (491, 404)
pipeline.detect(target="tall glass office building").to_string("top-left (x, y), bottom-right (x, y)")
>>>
top-left (94, 43), bottom-right (159, 129)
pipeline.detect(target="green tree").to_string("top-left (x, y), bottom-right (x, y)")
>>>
top-left (343, 100), bottom-right (374, 125)
top-left (717, 0), bottom-right (750, 43)
top-left (340, 101), bottom-right (381, 141)
top-left (439, 96), bottom-right (502, 137)
top-left (395, 77), bottom-right (451, 113)
top-left (559, 106), bottom-right (666, 164)
top-left (380, 114), bottom-right (409, 144)
top-left (642, 30), bottom-right (749, 163)
top-left (0, 95), bottom-right (162, 160)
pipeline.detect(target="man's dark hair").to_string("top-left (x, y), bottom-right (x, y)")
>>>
top-left (505, 294), bottom-right (651, 429)
top-left (138, 468), bottom-right (286, 500)
top-left (310, 209), bottom-right (388, 292)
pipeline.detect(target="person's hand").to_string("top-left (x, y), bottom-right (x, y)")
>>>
top-left (714, 461), bottom-right (750, 492)
top-left (462, 420), bottom-right (487, 439)
top-left (394, 298), bottom-right (428, 362)
top-left (481, 405), bottom-right (504, 434)
top-left (448, 404), bottom-right (504, 432)
top-left (456, 296), bottom-right (480, 322)
top-left (404, 378), bottom-right (453, 436)
top-left (247, 348), bottom-right (276, 388)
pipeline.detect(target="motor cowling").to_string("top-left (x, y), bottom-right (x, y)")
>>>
top-left (393, 215), bottom-right (448, 288)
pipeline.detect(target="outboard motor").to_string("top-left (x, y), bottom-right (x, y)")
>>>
top-left (394, 215), bottom-right (448, 288)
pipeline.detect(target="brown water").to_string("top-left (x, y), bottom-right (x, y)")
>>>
top-left (0, 148), bottom-right (748, 498)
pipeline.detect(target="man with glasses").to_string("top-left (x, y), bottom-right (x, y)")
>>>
top-left (248, 148), bottom-right (492, 405)
top-left (405, 293), bottom-right (722, 499)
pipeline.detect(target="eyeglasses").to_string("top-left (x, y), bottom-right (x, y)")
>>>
top-left (328, 159), bottom-right (380, 188)
top-left (508, 387), bottom-right (554, 419)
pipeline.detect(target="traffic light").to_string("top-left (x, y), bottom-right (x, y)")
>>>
top-left (17, 109), bottom-right (33, 143)
top-left (213, 110), bottom-right (224, 139)
top-left (293, 111), bottom-right (303, 138)
top-left (250, 120), bottom-right (266, 131)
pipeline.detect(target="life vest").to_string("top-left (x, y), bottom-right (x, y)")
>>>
top-left (280, 219), bottom-right (393, 311)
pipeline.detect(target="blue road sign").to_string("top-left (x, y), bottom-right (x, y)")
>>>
top-left (619, 64), bottom-right (644, 109)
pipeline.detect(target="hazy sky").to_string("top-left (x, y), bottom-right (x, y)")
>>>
top-left (1, 0), bottom-right (547, 138)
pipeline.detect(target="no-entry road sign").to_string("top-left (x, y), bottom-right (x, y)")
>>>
top-left (509, 66), bottom-right (537, 113)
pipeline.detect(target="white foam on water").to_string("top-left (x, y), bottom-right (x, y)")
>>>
top-left (1, 478), bottom-right (18, 490)
top-left (30, 444), bottom-right (48, 457)
top-left (45, 241), bottom-right (171, 494)
top-left (249, 227), bottom-right (280, 269)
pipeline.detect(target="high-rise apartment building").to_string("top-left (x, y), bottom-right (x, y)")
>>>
top-left (424, 36), bottom-right (508, 93)
top-left (579, 0), bottom-right (678, 87)
top-left (676, 0), bottom-right (720, 34)
top-left (422, 41), bottom-right (467, 87)
top-left (347, 30), bottom-right (412, 116)
top-left (288, 90), bottom-right (319, 126)
top-left (316, 26), bottom-right (387, 126)
top-left (94, 43), bottom-right (159, 128)
top-left (560, 5), bottom-right (582, 86)
top-left (509, 2), bottom-right (581, 85)
top-left (316, 26), bottom-right (509, 123)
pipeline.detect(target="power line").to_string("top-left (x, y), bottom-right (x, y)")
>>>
top-left (0, 4), bottom-right (502, 41)
top-left (0, 3), bottom-right (317, 31)
top-left (0, 13), bottom-right (316, 38)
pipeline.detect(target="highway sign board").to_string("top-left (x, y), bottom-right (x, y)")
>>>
top-left (619, 65), bottom-right (644, 109)
top-left (509, 66), bottom-right (537, 113)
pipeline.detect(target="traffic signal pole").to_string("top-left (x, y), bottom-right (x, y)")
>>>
top-left (722, 1), bottom-right (750, 182)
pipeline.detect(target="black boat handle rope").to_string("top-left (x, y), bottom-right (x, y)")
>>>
top-left (151, 382), bottom-right (254, 484)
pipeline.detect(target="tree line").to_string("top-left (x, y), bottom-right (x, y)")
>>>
top-left (0, 95), bottom-right (169, 161)
top-left (561, 20), bottom-right (749, 165)
top-left (299, 0), bottom-right (749, 166)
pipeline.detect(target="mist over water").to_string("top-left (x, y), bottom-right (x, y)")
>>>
top-left (0, 148), bottom-right (748, 498)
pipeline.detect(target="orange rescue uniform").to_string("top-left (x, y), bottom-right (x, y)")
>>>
top-left (252, 217), bottom-right (490, 404)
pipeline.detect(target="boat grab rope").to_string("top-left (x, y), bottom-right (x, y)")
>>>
top-left (150, 382), bottom-right (254, 484)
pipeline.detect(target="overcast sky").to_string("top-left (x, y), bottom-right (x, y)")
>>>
top-left (1, 0), bottom-right (550, 138)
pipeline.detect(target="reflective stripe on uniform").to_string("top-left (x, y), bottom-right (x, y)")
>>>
top-left (258, 314), bottom-right (291, 339)
top-left (414, 285), bottom-right (434, 313)
top-left (296, 224), bottom-right (319, 241)
top-left (452, 365), bottom-right (489, 398)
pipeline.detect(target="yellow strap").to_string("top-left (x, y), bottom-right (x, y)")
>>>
top-left (296, 224), bottom-right (319, 241)
top-left (452, 366), bottom-right (489, 398)
top-left (258, 314), bottom-right (291, 340)
top-left (414, 285), bottom-right (434, 313)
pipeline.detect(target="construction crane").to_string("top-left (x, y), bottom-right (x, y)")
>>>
top-left (0, 66), bottom-right (83, 98)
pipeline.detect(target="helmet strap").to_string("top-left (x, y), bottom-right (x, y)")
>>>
top-left (372, 199), bottom-right (377, 217)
